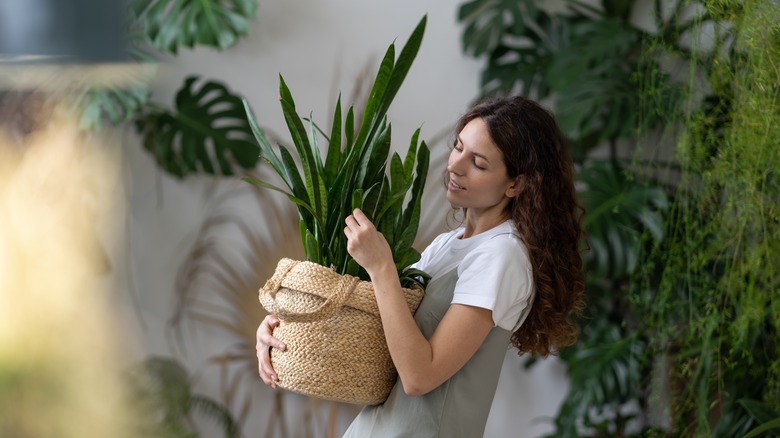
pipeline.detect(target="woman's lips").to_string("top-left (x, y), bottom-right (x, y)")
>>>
top-left (448, 180), bottom-right (464, 191)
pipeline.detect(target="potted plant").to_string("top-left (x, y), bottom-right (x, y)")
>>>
top-left (242, 16), bottom-right (429, 405)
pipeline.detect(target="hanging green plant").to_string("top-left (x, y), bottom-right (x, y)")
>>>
top-left (135, 76), bottom-right (260, 178)
top-left (132, 0), bottom-right (258, 53)
top-left (77, 22), bottom-right (157, 131)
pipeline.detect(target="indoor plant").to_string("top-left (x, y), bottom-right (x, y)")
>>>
top-left (242, 16), bottom-right (430, 405)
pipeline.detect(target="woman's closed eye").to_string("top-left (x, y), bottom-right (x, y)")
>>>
top-left (453, 144), bottom-right (487, 170)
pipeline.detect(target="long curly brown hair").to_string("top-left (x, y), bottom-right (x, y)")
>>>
top-left (454, 96), bottom-right (585, 357)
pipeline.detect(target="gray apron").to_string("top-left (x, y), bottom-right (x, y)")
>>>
top-left (343, 268), bottom-right (512, 437)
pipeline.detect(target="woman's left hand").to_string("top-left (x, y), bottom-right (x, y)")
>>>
top-left (344, 208), bottom-right (394, 276)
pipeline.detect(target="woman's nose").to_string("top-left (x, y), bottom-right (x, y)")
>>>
top-left (447, 151), bottom-right (465, 175)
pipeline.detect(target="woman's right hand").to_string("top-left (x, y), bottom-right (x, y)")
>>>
top-left (256, 314), bottom-right (286, 389)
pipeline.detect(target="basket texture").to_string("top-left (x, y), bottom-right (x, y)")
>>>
top-left (259, 258), bottom-right (424, 405)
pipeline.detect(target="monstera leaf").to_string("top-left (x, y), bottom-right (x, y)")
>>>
top-left (458, 0), bottom-right (539, 57)
top-left (578, 160), bottom-right (668, 278)
top-left (546, 18), bottom-right (642, 140)
top-left (133, 0), bottom-right (257, 53)
top-left (135, 76), bottom-right (259, 178)
top-left (78, 27), bottom-right (157, 131)
top-left (552, 321), bottom-right (647, 437)
top-left (477, 11), bottom-right (572, 99)
top-left (79, 80), bottom-right (153, 131)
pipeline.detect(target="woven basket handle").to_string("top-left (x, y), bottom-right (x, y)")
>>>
top-left (260, 259), bottom-right (361, 323)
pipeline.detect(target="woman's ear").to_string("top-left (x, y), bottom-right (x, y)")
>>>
top-left (505, 175), bottom-right (524, 198)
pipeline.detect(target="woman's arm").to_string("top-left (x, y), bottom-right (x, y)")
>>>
top-left (345, 209), bottom-right (494, 396)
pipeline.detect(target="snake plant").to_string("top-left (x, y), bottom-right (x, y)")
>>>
top-left (243, 16), bottom-right (430, 288)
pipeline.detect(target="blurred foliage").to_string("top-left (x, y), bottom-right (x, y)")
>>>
top-left (80, 0), bottom-right (260, 178)
top-left (461, 0), bottom-right (780, 436)
top-left (128, 357), bottom-right (241, 438)
top-left (135, 76), bottom-right (259, 178)
top-left (132, 0), bottom-right (257, 53)
top-left (458, 0), bottom-right (684, 162)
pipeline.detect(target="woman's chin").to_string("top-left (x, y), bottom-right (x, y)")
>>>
top-left (446, 192), bottom-right (464, 208)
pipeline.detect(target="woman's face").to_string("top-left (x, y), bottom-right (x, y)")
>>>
top-left (446, 118), bottom-right (518, 215)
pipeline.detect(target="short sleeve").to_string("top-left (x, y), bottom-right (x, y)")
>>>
top-left (451, 235), bottom-right (534, 330)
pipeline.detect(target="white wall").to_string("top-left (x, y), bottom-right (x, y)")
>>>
top-left (119, 1), bottom-right (569, 436)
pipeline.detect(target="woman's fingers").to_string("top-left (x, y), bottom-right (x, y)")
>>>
top-left (256, 315), bottom-right (286, 388)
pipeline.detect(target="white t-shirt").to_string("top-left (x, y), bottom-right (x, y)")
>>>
top-left (413, 221), bottom-right (535, 331)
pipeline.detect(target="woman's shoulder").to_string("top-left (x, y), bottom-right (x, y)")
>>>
top-left (463, 222), bottom-right (531, 269)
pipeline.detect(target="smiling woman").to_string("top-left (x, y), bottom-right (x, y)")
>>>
top-left (259, 95), bottom-right (586, 437)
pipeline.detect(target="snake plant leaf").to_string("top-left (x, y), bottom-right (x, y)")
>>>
top-left (243, 17), bottom-right (429, 286)
top-left (400, 141), bottom-right (429, 234)
top-left (374, 154), bottom-right (411, 226)
top-left (279, 76), bottom-right (326, 226)
top-left (136, 76), bottom-right (259, 178)
top-left (323, 96), bottom-right (343, 185)
top-left (359, 45), bottom-right (395, 140)
top-left (242, 177), bottom-right (322, 230)
top-left (133, 0), bottom-right (257, 54)
top-left (403, 128), bottom-right (420, 178)
top-left (303, 228), bottom-right (320, 264)
top-left (578, 160), bottom-right (668, 278)
top-left (355, 15), bottom-right (426, 153)
top-left (373, 16), bottom-right (426, 127)
top-left (357, 120), bottom-right (391, 188)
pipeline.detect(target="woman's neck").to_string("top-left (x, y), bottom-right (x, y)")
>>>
top-left (461, 208), bottom-right (509, 239)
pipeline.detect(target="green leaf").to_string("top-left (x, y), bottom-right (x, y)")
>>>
top-left (279, 76), bottom-right (326, 227)
top-left (244, 99), bottom-right (285, 175)
top-left (458, 0), bottom-right (539, 57)
top-left (738, 399), bottom-right (780, 425)
top-left (324, 95), bottom-right (343, 185)
top-left (127, 356), bottom-right (241, 438)
top-left (78, 24), bottom-right (157, 131)
top-left (242, 177), bottom-right (322, 230)
top-left (403, 128), bottom-right (420, 179)
top-left (304, 228), bottom-right (320, 263)
top-left (546, 19), bottom-right (642, 140)
top-left (243, 18), bottom-right (430, 284)
top-left (374, 16), bottom-right (427, 125)
top-left (358, 44), bottom-right (395, 139)
top-left (357, 120), bottom-right (391, 188)
top-left (578, 160), bottom-right (668, 278)
top-left (476, 12), bottom-right (567, 99)
top-left (743, 417), bottom-right (780, 438)
top-left (133, 0), bottom-right (257, 53)
top-left (135, 76), bottom-right (259, 178)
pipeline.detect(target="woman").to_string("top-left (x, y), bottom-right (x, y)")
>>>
top-left (256, 96), bottom-right (585, 437)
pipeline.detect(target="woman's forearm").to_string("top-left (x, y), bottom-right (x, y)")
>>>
top-left (368, 262), bottom-right (436, 395)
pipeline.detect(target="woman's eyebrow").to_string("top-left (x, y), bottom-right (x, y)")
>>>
top-left (456, 135), bottom-right (491, 163)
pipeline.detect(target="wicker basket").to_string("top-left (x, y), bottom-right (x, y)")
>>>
top-left (258, 258), bottom-right (424, 405)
